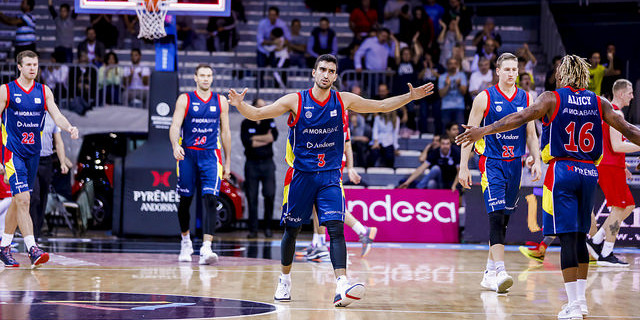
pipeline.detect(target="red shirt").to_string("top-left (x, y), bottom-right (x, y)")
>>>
top-left (0, 178), bottom-right (11, 199)
top-left (599, 104), bottom-right (626, 168)
top-left (349, 8), bottom-right (378, 35)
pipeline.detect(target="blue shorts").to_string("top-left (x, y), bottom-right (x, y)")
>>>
top-left (479, 155), bottom-right (522, 215)
top-left (543, 159), bottom-right (598, 235)
top-left (176, 148), bottom-right (222, 197)
top-left (3, 149), bottom-right (39, 195)
top-left (281, 168), bottom-right (345, 227)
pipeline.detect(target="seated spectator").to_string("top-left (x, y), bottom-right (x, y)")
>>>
top-left (349, 0), bottom-right (379, 44)
top-left (437, 17), bottom-right (463, 68)
top-left (469, 57), bottom-right (494, 99)
top-left (288, 19), bottom-right (307, 68)
top-left (354, 28), bottom-right (396, 72)
top-left (470, 39), bottom-right (497, 73)
top-left (418, 53), bottom-right (442, 134)
top-left (515, 43), bottom-right (537, 74)
top-left (601, 43), bottom-right (623, 99)
top-left (444, 121), bottom-right (460, 141)
top-left (0, 0), bottom-right (36, 58)
top-left (367, 111), bottom-right (400, 168)
top-left (206, 10), bottom-right (238, 52)
top-left (68, 50), bottom-right (98, 113)
top-left (398, 136), bottom-right (460, 190)
top-left (48, 0), bottom-right (76, 63)
top-left (263, 28), bottom-right (289, 87)
top-left (423, 0), bottom-right (445, 36)
top-left (256, 6), bottom-right (290, 68)
top-left (545, 55), bottom-right (562, 91)
top-left (418, 134), bottom-right (441, 163)
top-left (123, 48), bottom-right (151, 108)
top-left (515, 56), bottom-right (535, 88)
top-left (518, 73), bottom-right (537, 101)
top-left (307, 17), bottom-right (338, 67)
top-left (444, 0), bottom-right (472, 37)
top-left (91, 14), bottom-right (119, 49)
top-left (78, 27), bottom-right (106, 66)
top-left (472, 17), bottom-right (501, 53)
top-left (98, 51), bottom-right (122, 105)
top-left (349, 110), bottom-right (370, 168)
top-left (42, 51), bottom-right (69, 100)
top-left (438, 58), bottom-right (468, 126)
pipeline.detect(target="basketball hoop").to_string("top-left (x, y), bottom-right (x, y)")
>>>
top-left (135, 0), bottom-right (172, 40)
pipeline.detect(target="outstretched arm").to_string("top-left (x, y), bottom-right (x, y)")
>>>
top-left (44, 86), bottom-right (79, 139)
top-left (341, 82), bottom-right (435, 114)
top-left (601, 97), bottom-right (640, 147)
top-left (228, 88), bottom-right (296, 121)
top-left (458, 91), bottom-right (487, 189)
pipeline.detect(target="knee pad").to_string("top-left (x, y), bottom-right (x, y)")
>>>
top-left (577, 233), bottom-right (589, 264)
top-left (488, 211), bottom-right (506, 246)
top-left (281, 226), bottom-right (301, 266)
top-left (558, 233), bottom-right (579, 270)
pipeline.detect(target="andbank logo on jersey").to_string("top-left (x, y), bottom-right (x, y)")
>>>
top-left (344, 189), bottom-right (459, 243)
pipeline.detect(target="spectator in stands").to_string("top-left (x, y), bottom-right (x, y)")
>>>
top-left (408, 7), bottom-right (435, 56)
top-left (206, 10), bottom-right (238, 52)
top-left (518, 72), bottom-right (537, 101)
top-left (354, 28), bottom-right (396, 72)
top-left (437, 17), bottom-right (463, 67)
top-left (0, 0), bottom-right (36, 59)
top-left (349, 0), bottom-right (379, 44)
top-left (122, 15), bottom-right (141, 49)
top-left (418, 52), bottom-right (442, 134)
top-left (123, 48), bottom-right (151, 108)
top-left (78, 27), bottom-right (106, 67)
top-left (472, 17), bottom-right (501, 54)
top-left (470, 38), bottom-right (497, 73)
top-left (68, 50), bottom-right (98, 113)
top-left (307, 17), bottom-right (338, 67)
top-left (588, 51), bottom-right (616, 96)
top-left (383, 0), bottom-right (409, 36)
top-left (288, 19), bottom-right (307, 68)
top-left (444, 0), bottom-right (472, 37)
top-left (438, 58), bottom-right (468, 126)
top-left (367, 111), bottom-right (400, 168)
top-left (98, 52), bottom-right (122, 105)
top-left (349, 110), bottom-right (370, 168)
top-left (444, 121), bottom-right (460, 142)
top-left (451, 43), bottom-right (470, 73)
top-left (601, 43), bottom-right (623, 99)
top-left (177, 16), bottom-right (196, 50)
top-left (48, 0), bottom-right (76, 63)
top-left (469, 57), bottom-right (494, 99)
top-left (515, 57), bottom-right (535, 89)
top-left (91, 14), bottom-right (119, 49)
top-left (516, 43), bottom-right (537, 75)
top-left (544, 55), bottom-right (562, 91)
top-left (393, 37), bottom-right (422, 95)
top-left (418, 134), bottom-right (440, 162)
top-left (42, 51), bottom-right (69, 100)
top-left (398, 136), bottom-right (460, 190)
top-left (423, 0), bottom-right (445, 36)
top-left (256, 6), bottom-right (290, 68)
top-left (264, 27), bottom-right (289, 87)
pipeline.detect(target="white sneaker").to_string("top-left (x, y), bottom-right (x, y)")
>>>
top-left (495, 271), bottom-right (513, 294)
top-left (178, 239), bottom-right (193, 262)
top-left (558, 301), bottom-right (583, 319)
top-left (198, 246), bottom-right (218, 265)
top-left (274, 275), bottom-right (291, 301)
top-left (481, 270), bottom-right (497, 291)
top-left (576, 300), bottom-right (588, 316)
top-left (334, 282), bottom-right (366, 307)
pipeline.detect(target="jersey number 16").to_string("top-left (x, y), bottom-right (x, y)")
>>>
top-left (564, 121), bottom-right (595, 153)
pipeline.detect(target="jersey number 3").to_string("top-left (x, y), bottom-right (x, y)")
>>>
top-left (564, 121), bottom-right (595, 153)
top-left (21, 132), bottom-right (35, 145)
top-left (317, 154), bottom-right (325, 167)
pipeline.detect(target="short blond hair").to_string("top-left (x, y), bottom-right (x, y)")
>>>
top-left (496, 53), bottom-right (517, 68)
top-left (558, 54), bottom-right (590, 89)
top-left (612, 79), bottom-right (632, 93)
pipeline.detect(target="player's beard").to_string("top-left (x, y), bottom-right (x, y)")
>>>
top-left (315, 78), bottom-right (331, 90)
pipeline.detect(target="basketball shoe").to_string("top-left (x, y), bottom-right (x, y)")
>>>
top-left (28, 246), bottom-right (49, 268)
top-left (333, 276), bottom-right (365, 307)
top-left (585, 238), bottom-right (603, 260)
top-left (557, 301), bottom-right (583, 319)
top-left (481, 270), bottom-right (497, 291)
top-left (0, 245), bottom-right (19, 267)
top-left (359, 227), bottom-right (377, 258)
top-left (179, 239), bottom-right (193, 262)
top-left (307, 245), bottom-right (329, 260)
top-left (198, 246), bottom-right (218, 265)
top-left (518, 241), bottom-right (546, 263)
top-left (495, 271), bottom-right (513, 294)
top-left (274, 274), bottom-right (291, 301)
top-left (576, 299), bottom-right (588, 316)
top-left (597, 253), bottom-right (629, 267)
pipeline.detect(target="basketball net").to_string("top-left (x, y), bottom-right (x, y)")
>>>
top-left (135, 0), bottom-right (171, 40)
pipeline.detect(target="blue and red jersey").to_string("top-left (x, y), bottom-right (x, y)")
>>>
top-left (2, 80), bottom-right (47, 158)
top-left (181, 91), bottom-right (221, 150)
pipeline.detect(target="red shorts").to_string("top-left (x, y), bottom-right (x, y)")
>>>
top-left (597, 164), bottom-right (635, 208)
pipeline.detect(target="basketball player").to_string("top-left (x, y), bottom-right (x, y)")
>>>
top-left (458, 53), bottom-right (541, 294)
top-left (456, 55), bottom-right (640, 319)
top-left (169, 64), bottom-right (231, 265)
top-left (0, 50), bottom-right (79, 268)
top-left (228, 54), bottom-right (434, 307)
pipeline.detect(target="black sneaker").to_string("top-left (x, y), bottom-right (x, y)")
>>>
top-left (0, 245), bottom-right (19, 267)
top-left (586, 238), bottom-right (603, 259)
top-left (597, 253), bottom-right (630, 267)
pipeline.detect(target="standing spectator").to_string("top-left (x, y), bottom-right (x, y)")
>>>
top-left (349, 111), bottom-right (370, 168)
top-left (601, 44), bottom-right (623, 99)
top-left (42, 51), bottom-right (69, 100)
top-left (288, 19), bottom-right (307, 68)
top-left (307, 17), bottom-right (338, 67)
top-left (29, 113), bottom-right (70, 239)
top-left (472, 17), bottom-right (501, 54)
top-left (408, 7), bottom-right (435, 56)
top-left (518, 73), bottom-right (537, 101)
top-left (469, 57), bottom-right (494, 99)
top-left (470, 38), bottom-right (497, 73)
top-left (241, 99), bottom-right (278, 238)
top-left (418, 52), bottom-right (442, 134)
top-left (398, 136), bottom-right (459, 190)
top-left (383, 0), bottom-right (409, 36)
top-left (206, 10), bottom-right (238, 52)
top-left (516, 43), bottom-right (537, 75)
top-left (437, 17), bottom-right (463, 68)
top-left (256, 6), bottom-right (290, 68)
top-left (423, 0), bottom-right (445, 36)
top-left (123, 48), bottom-right (151, 108)
top-left (393, 38), bottom-right (422, 95)
top-left (515, 57), bottom-right (535, 89)
top-left (0, 0), bottom-right (36, 59)
top-left (77, 27), bottom-right (106, 67)
top-left (396, 3), bottom-right (414, 45)
top-left (438, 58), bottom-right (468, 126)
top-left (98, 52), bottom-right (122, 105)
top-left (90, 14), bottom-right (119, 49)
top-left (588, 51), bottom-right (616, 96)
top-left (349, 0), bottom-right (379, 43)
top-left (68, 51), bottom-right (98, 113)
top-left (368, 112), bottom-right (400, 168)
top-left (354, 28), bottom-right (396, 72)
top-left (444, 0), bottom-right (472, 37)
top-left (177, 16), bottom-right (196, 50)
top-left (122, 15), bottom-right (141, 49)
top-left (48, 0), bottom-right (76, 63)
top-left (545, 55), bottom-right (562, 91)
top-left (451, 43), bottom-right (471, 73)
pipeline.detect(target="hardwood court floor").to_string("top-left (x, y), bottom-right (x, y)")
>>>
top-left (0, 238), bottom-right (638, 319)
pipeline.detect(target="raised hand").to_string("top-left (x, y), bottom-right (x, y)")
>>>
top-left (408, 82), bottom-right (435, 101)
top-left (227, 88), bottom-right (248, 107)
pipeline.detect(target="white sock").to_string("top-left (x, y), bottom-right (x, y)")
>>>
top-left (576, 279), bottom-right (587, 301)
top-left (592, 228), bottom-right (605, 245)
top-left (601, 241), bottom-right (614, 257)
top-left (565, 281), bottom-right (578, 304)
top-left (0, 233), bottom-right (13, 247)
top-left (181, 233), bottom-right (190, 241)
top-left (320, 233), bottom-right (327, 246)
top-left (486, 259), bottom-right (495, 272)
top-left (280, 273), bottom-right (291, 282)
top-left (312, 233), bottom-right (321, 247)
top-left (24, 235), bottom-right (36, 250)
top-left (202, 241), bottom-right (212, 250)
top-left (352, 221), bottom-right (367, 235)
top-left (495, 261), bottom-right (505, 273)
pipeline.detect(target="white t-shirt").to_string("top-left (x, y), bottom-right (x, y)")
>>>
top-left (469, 70), bottom-right (493, 97)
top-left (123, 64), bottom-right (151, 90)
top-left (87, 42), bottom-right (96, 63)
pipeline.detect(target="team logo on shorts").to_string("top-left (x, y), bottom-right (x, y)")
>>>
top-left (305, 111), bottom-right (312, 118)
top-left (15, 97), bottom-right (21, 103)
top-left (496, 105), bottom-right (502, 112)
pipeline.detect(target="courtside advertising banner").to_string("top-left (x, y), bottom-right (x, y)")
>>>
top-left (344, 189), bottom-right (459, 243)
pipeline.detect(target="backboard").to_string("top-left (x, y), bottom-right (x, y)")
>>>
top-left (75, 0), bottom-right (230, 16)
